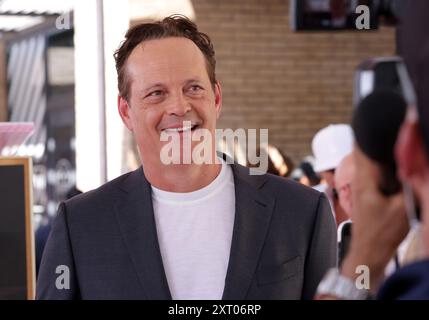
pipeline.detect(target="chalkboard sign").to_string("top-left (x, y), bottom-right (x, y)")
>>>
top-left (0, 157), bottom-right (35, 299)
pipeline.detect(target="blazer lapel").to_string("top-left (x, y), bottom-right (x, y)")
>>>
top-left (113, 162), bottom-right (274, 300)
top-left (114, 167), bottom-right (172, 300)
top-left (222, 164), bottom-right (276, 299)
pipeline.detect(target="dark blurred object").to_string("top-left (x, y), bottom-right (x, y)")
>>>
top-left (291, 0), bottom-right (376, 30)
top-left (353, 57), bottom-right (416, 108)
top-left (353, 56), bottom-right (416, 196)
top-left (338, 221), bottom-right (352, 266)
top-left (396, 0), bottom-right (429, 160)
top-left (376, 0), bottom-right (400, 25)
top-left (291, 0), bottom-right (400, 31)
top-left (291, 158), bottom-right (322, 187)
top-left (353, 90), bottom-right (406, 164)
top-left (300, 161), bottom-right (321, 186)
top-left (352, 90), bottom-right (407, 196)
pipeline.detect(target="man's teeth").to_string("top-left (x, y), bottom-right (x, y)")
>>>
top-left (164, 125), bottom-right (195, 133)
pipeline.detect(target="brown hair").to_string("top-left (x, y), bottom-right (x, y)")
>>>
top-left (114, 15), bottom-right (217, 101)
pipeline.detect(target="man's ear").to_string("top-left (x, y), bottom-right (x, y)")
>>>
top-left (395, 121), bottom-right (428, 181)
top-left (118, 95), bottom-right (133, 131)
top-left (214, 81), bottom-right (222, 119)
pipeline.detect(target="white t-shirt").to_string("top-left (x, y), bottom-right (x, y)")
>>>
top-left (151, 159), bottom-right (235, 300)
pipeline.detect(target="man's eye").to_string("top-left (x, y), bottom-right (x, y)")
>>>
top-left (148, 90), bottom-right (163, 97)
top-left (188, 85), bottom-right (203, 92)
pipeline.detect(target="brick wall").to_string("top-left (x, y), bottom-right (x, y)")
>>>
top-left (192, 0), bottom-right (396, 163)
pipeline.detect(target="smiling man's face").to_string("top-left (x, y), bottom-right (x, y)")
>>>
top-left (118, 37), bottom-right (222, 167)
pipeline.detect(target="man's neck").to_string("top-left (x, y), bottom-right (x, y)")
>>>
top-left (144, 162), bottom-right (222, 193)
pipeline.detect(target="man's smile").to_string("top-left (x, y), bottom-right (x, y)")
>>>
top-left (161, 121), bottom-right (202, 134)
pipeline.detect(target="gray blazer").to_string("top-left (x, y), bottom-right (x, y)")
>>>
top-left (36, 163), bottom-right (337, 300)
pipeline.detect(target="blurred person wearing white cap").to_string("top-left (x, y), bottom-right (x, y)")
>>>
top-left (312, 124), bottom-right (354, 226)
top-left (334, 154), bottom-right (355, 266)
top-left (334, 154), bottom-right (355, 220)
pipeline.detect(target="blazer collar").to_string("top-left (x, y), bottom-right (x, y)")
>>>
top-left (115, 167), bottom-right (172, 299)
top-left (115, 163), bottom-right (275, 300)
top-left (222, 163), bottom-right (276, 299)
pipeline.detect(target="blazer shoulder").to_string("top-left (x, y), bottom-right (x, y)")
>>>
top-left (62, 168), bottom-right (141, 215)
top-left (261, 173), bottom-right (331, 226)
top-left (263, 173), bottom-right (323, 201)
top-left (232, 163), bottom-right (324, 207)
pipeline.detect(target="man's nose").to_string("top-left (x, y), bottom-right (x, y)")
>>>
top-left (166, 91), bottom-right (191, 116)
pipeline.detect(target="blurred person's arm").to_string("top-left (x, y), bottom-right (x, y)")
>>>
top-left (341, 147), bottom-right (408, 294)
top-left (316, 147), bottom-right (409, 299)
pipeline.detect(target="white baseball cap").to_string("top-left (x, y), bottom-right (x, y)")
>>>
top-left (312, 124), bottom-right (354, 173)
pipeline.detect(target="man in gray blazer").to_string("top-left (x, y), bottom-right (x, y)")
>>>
top-left (36, 15), bottom-right (336, 300)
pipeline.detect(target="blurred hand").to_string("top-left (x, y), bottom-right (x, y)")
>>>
top-left (341, 145), bottom-right (409, 293)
